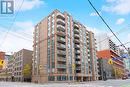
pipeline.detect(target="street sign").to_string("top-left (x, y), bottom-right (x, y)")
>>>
top-left (0, 59), bottom-right (4, 66)
top-left (39, 65), bottom-right (42, 70)
top-left (72, 64), bottom-right (75, 70)
top-left (108, 59), bottom-right (113, 65)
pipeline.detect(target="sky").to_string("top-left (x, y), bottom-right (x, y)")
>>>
top-left (0, 0), bottom-right (130, 54)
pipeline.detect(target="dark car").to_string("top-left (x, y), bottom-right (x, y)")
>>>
top-left (122, 76), bottom-right (128, 80)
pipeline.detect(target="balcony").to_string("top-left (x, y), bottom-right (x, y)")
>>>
top-left (75, 44), bottom-right (80, 49)
top-left (57, 64), bottom-right (66, 69)
top-left (57, 12), bottom-right (65, 20)
top-left (57, 50), bottom-right (66, 55)
top-left (57, 57), bottom-right (66, 62)
top-left (57, 43), bottom-right (66, 50)
top-left (57, 37), bottom-right (66, 43)
top-left (74, 23), bottom-right (79, 29)
top-left (57, 71), bottom-right (66, 74)
top-left (74, 39), bottom-right (80, 44)
top-left (76, 67), bottom-right (81, 71)
top-left (75, 56), bottom-right (80, 60)
top-left (75, 61), bottom-right (81, 65)
top-left (57, 30), bottom-right (65, 36)
top-left (74, 34), bottom-right (80, 39)
top-left (57, 24), bottom-right (65, 32)
top-left (57, 19), bottom-right (65, 26)
top-left (74, 29), bottom-right (79, 34)
top-left (75, 50), bottom-right (80, 54)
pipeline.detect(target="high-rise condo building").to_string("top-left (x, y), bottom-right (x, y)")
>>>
top-left (32, 10), bottom-right (99, 83)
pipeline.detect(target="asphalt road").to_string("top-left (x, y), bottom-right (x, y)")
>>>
top-left (0, 79), bottom-right (130, 87)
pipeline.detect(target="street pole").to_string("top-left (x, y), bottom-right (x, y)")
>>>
top-left (101, 58), bottom-right (104, 80)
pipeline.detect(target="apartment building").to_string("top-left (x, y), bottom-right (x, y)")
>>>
top-left (32, 10), bottom-right (99, 83)
top-left (7, 49), bottom-right (33, 82)
top-left (7, 55), bottom-right (14, 81)
top-left (97, 34), bottom-right (125, 79)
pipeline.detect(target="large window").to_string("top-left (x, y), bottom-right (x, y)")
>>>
top-left (57, 76), bottom-right (67, 81)
top-left (52, 14), bottom-right (55, 34)
top-left (48, 16), bottom-right (51, 36)
top-left (48, 76), bottom-right (55, 81)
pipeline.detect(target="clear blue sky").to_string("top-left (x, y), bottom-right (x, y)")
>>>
top-left (0, 0), bottom-right (130, 52)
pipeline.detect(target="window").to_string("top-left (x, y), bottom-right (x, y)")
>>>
top-left (69, 76), bottom-right (73, 80)
top-left (48, 76), bottom-right (55, 81)
top-left (52, 62), bottom-right (55, 68)
top-left (57, 76), bottom-right (62, 81)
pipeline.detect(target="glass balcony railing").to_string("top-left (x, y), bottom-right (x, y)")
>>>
top-left (57, 13), bottom-right (65, 20)
top-left (74, 23), bottom-right (79, 28)
top-left (74, 34), bottom-right (80, 38)
top-left (57, 57), bottom-right (66, 62)
top-left (75, 61), bottom-right (81, 64)
top-left (75, 44), bottom-right (80, 48)
top-left (57, 24), bottom-right (65, 31)
top-left (57, 19), bottom-right (65, 24)
top-left (75, 50), bottom-right (80, 54)
top-left (57, 37), bottom-right (66, 42)
top-left (74, 29), bottom-right (79, 34)
top-left (57, 64), bottom-right (66, 68)
top-left (74, 39), bottom-right (80, 43)
top-left (57, 50), bottom-right (66, 55)
top-left (57, 44), bottom-right (66, 49)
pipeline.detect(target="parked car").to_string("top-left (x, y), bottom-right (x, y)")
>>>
top-left (122, 76), bottom-right (128, 80)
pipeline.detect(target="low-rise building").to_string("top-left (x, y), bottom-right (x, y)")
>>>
top-left (7, 49), bottom-right (33, 82)
top-left (97, 34), bottom-right (125, 79)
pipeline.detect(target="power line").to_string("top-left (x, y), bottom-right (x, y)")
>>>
top-left (117, 41), bottom-right (130, 47)
top-left (0, 0), bottom-right (25, 49)
top-left (0, 29), bottom-right (32, 41)
top-left (87, 0), bottom-right (128, 52)
top-left (0, 23), bottom-right (33, 39)
top-left (96, 24), bottom-right (130, 44)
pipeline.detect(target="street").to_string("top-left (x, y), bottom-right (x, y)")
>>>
top-left (0, 79), bottom-right (130, 87)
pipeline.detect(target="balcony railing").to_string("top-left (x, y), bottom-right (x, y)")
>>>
top-left (57, 19), bottom-right (65, 25)
top-left (57, 37), bottom-right (66, 43)
top-left (57, 24), bottom-right (65, 31)
top-left (57, 29), bottom-right (65, 35)
top-left (74, 29), bottom-right (79, 34)
top-left (57, 50), bottom-right (66, 55)
top-left (75, 61), bottom-right (81, 64)
top-left (57, 43), bottom-right (66, 49)
top-left (74, 23), bottom-right (79, 28)
top-left (74, 34), bottom-right (80, 39)
top-left (76, 67), bottom-right (81, 71)
top-left (75, 44), bottom-right (80, 49)
top-left (57, 64), bottom-right (66, 68)
top-left (75, 56), bottom-right (80, 60)
top-left (57, 71), bottom-right (66, 74)
top-left (57, 12), bottom-right (65, 19)
top-left (57, 57), bottom-right (66, 62)
top-left (75, 50), bottom-right (80, 54)
top-left (74, 39), bottom-right (80, 43)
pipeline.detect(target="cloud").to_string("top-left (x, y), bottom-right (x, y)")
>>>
top-left (128, 34), bottom-right (130, 40)
top-left (106, 0), bottom-right (116, 3)
top-left (86, 26), bottom-right (105, 35)
top-left (14, 0), bottom-right (45, 11)
top-left (90, 12), bottom-right (101, 16)
top-left (116, 18), bottom-right (125, 25)
top-left (0, 21), bottom-right (34, 53)
top-left (102, 0), bottom-right (130, 15)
